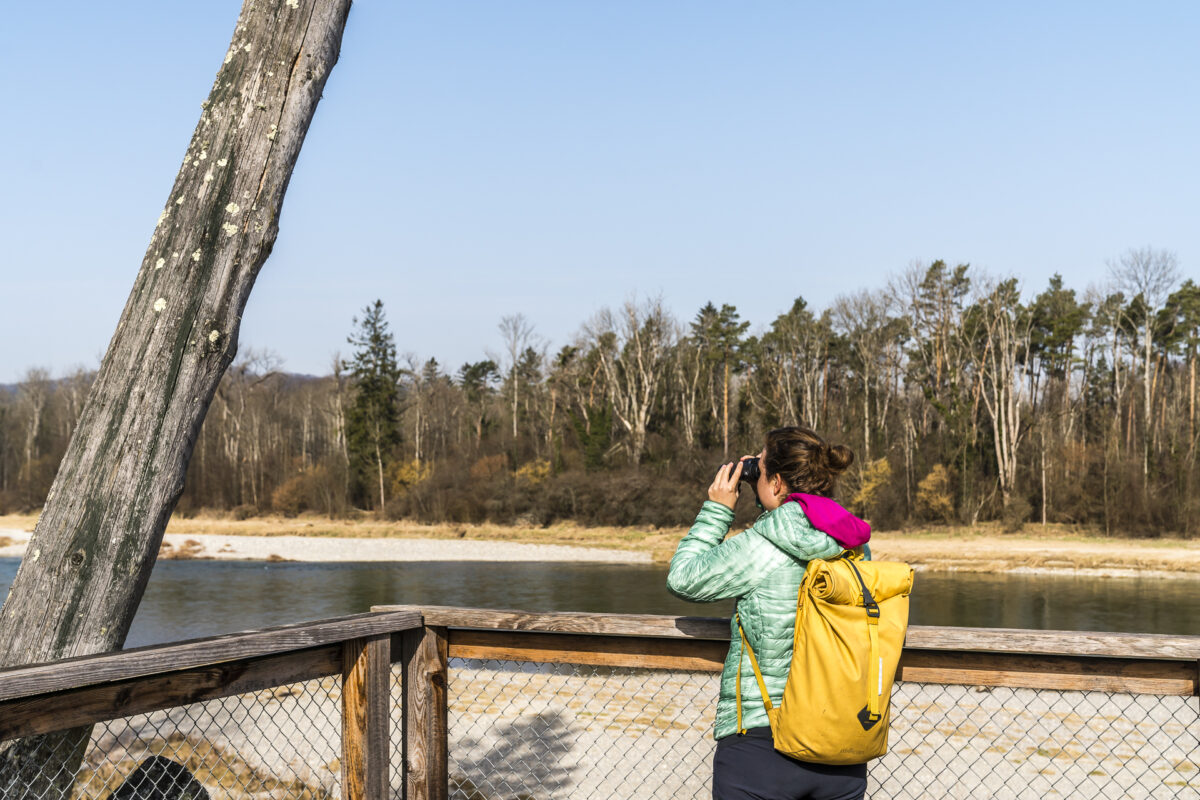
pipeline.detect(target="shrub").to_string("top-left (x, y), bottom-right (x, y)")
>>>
top-left (272, 465), bottom-right (342, 517)
top-left (850, 458), bottom-right (892, 517)
top-left (515, 459), bottom-right (551, 485)
top-left (1001, 494), bottom-right (1032, 533)
top-left (230, 504), bottom-right (259, 520)
top-left (469, 455), bottom-right (508, 483)
top-left (389, 458), bottom-right (432, 497)
top-left (272, 475), bottom-right (310, 517)
top-left (915, 465), bottom-right (954, 523)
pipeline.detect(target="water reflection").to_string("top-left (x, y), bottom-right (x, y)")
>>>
top-left (908, 570), bottom-right (1200, 634)
top-left (1, 558), bottom-right (1196, 647)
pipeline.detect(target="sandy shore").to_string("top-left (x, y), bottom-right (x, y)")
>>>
top-left (0, 528), bottom-right (651, 564)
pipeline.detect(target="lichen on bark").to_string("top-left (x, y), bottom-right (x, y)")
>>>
top-left (0, 1), bottom-right (353, 795)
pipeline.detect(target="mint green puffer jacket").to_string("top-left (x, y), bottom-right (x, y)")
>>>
top-left (666, 500), bottom-right (844, 740)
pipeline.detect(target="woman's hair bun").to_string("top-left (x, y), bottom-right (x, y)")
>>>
top-left (826, 444), bottom-right (854, 473)
top-left (763, 426), bottom-right (856, 497)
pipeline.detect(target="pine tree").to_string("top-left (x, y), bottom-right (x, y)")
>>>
top-left (458, 360), bottom-right (500, 448)
top-left (692, 302), bottom-right (749, 457)
top-left (345, 300), bottom-right (401, 512)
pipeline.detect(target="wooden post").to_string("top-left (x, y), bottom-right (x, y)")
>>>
top-left (401, 626), bottom-right (448, 800)
top-left (0, 1), bottom-right (352, 793)
top-left (342, 634), bottom-right (391, 800)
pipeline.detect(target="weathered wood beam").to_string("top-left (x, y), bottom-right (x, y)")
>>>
top-left (376, 605), bottom-right (733, 641)
top-left (0, 0), bottom-right (354, 668)
top-left (342, 635), bottom-right (391, 800)
top-left (0, 645), bottom-right (344, 741)
top-left (0, 610), bottom-right (420, 703)
top-left (447, 629), bottom-right (727, 672)
top-left (374, 606), bottom-right (1200, 661)
top-left (0, 1), bottom-right (354, 794)
top-left (904, 625), bottom-right (1200, 661)
top-left (441, 629), bottom-right (1196, 695)
top-left (896, 648), bottom-right (1197, 695)
top-left (401, 626), bottom-right (448, 800)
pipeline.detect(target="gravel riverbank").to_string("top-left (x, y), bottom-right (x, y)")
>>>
top-left (0, 528), bottom-right (651, 564)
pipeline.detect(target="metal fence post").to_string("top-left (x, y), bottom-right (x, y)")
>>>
top-left (342, 634), bottom-right (391, 800)
top-left (401, 625), bottom-right (449, 800)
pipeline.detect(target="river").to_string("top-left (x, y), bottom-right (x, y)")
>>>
top-left (1, 558), bottom-right (1197, 647)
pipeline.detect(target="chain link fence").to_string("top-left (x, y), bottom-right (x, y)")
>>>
top-left (447, 660), bottom-right (715, 800)
top-left (1, 675), bottom-right (344, 800)
top-left (3, 636), bottom-right (1196, 799)
top-left (444, 658), bottom-right (1200, 800)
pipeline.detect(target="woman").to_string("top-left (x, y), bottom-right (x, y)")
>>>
top-left (667, 426), bottom-right (870, 800)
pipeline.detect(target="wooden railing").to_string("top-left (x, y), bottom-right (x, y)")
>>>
top-left (0, 610), bottom-right (422, 800)
top-left (380, 606), bottom-right (1200, 695)
top-left (1, 606), bottom-right (1197, 800)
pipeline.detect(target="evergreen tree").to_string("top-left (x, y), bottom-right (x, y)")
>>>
top-left (1158, 280), bottom-right (1200, 446)
top-left (692, 302), bottom-right (750, 457)
top-left (458, 359), bottom-right (500, 448)
top-left (1029, 274), bottom-right (1090, 382)
top-left (345, 300), bottom-right (401, 512)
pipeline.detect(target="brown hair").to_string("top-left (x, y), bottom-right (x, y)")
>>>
top-left (762, 426), bottom-right (854, 498)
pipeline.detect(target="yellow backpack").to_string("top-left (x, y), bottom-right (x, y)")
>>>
top-left (737, 552), bottom-right (914, 765)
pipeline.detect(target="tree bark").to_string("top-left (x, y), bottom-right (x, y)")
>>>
top-left (1143, 326), bottom-right (1152, 482)
top-left (1190, 352), bottom-right (1196, 452)
top-left (0, 1), bottom-right (353, 794)
top-left (722, 359), bottom-right (730, 458)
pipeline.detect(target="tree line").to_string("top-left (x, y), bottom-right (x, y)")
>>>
top-left (2, 249), bottom-right (1197, 534)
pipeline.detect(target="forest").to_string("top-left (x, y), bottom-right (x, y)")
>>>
top-left (2, 251), bottom-right (1198, 535)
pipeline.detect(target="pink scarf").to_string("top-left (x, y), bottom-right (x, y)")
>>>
top-left (782, 493), bottom-right (871, 547)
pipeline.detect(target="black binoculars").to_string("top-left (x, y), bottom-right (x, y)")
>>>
top-left (728, 457), bottom-right (760, 484)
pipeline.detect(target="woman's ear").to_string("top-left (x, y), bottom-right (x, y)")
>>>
top-left (772, 474), bottom-right (787, 499)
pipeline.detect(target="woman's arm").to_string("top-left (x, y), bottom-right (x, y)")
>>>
top-left (666, 502), bottom-right (828, 602)
top-left (666, 462), bottom-right (842, 602)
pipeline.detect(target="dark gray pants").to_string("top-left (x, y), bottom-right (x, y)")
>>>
top-left (713, 728), bottom-right (867, 800)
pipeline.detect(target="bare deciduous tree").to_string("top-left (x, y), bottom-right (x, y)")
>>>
top-left (967, 278), bottom-right (1033, 510)
top-left (672, 331), bottom-right (706, 448)
top-left (833, 290), bottom-right (895, 465)
top-left (499, 313), bottom-right (537, 442)
top-left (587, 298), bottom-right (675, 465)
top-left (1109, 247), bottom-right (1180, 480)
top-left (15, 368), bottom-right (50, 486)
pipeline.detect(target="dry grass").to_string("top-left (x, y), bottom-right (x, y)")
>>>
top-left (0, 513), bottom-right (34, 532)
top-left (871, 525), bottom-right (1200, 576)
top-left (0, 536), bottom-right (12, 548)
top-left (158, 539), bottom-right (205, 560)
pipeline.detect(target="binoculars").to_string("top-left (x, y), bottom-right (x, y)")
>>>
top-left (728, 457), bottom-right (761, 484)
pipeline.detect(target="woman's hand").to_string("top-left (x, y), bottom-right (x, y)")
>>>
top-left (708, 462), bottom-right (742, 510)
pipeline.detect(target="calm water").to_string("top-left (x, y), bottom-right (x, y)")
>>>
top-left (1, 558), bottom-right (1197, 647)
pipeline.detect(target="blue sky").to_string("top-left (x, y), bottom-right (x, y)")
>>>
top-left (1, 1), bottom-right (1197, 382)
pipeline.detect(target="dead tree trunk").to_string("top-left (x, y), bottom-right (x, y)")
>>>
top-left (0, 1), bottom-right (352, 795)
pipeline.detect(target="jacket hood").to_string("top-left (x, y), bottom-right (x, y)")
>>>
top-left (780, 493), bottom-right (871, 548)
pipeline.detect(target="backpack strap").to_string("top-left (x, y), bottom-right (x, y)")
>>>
top-left (843, 556), bottom-right (883, 724)
top-left (734, 612), bottom-right (774, 735)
